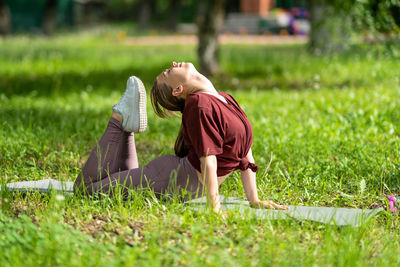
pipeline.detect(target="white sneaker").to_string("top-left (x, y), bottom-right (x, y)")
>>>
top-left (112, 76), bottom-right (147, 133)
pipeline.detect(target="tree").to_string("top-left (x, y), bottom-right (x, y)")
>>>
top-left (197, 0), bottom-right (225, 76)
top-left (43, 0), bottom-right (57, 36)
top-left (309, 0), bottom-right (400, 54)
top-left (0, 0), bottom-right (11, 35)
top-left (168, 0), bottom-right (180, 32)
top-left (309, 0), bottom-right (353, 54)
top-left (353, 0), bottom-right (400, 45)
top-left (138, 0), bottom-right (152, 31)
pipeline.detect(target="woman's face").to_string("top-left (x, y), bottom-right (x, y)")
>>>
top-left (156, 61), bottom-right (195, 90)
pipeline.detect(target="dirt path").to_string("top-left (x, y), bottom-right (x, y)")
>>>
top-left (125, 34), bottom-right (308, 45)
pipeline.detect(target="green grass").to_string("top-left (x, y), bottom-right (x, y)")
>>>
top-left (1, 28), bottom-right (400, 266)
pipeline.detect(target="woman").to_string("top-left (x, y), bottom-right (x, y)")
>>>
top-left (74, 62), bottom-right (288, 213)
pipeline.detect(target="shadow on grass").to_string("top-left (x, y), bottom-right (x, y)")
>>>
top-left (0, 65), bottom-right (163, 97)
top-left (385, 165), bottom-right (400, 193)
top-left (0, 105), bottom-right (104, 175)
top-left (0, 56), bottom-right (372, 97)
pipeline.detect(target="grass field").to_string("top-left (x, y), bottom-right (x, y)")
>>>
top-left (1, 28), bottom-right (400, 266)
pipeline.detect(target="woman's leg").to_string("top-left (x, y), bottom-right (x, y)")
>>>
top-left (117, 129), bottom-right (138, 171)
top-left (74, 116), bottom-right (138, 192)
top-left (73, 76), bottom-right (202, 198)
top-left (75, 75), bottom-right (145, 193)
top-left (84, 155), bottom-right (203, 199)
top-left (74, 116), bottom-right (202, 199)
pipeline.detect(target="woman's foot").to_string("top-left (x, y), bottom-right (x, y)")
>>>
top-left (112, 76), bottom-right (147, 133)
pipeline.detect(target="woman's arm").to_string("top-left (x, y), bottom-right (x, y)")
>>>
top-left (200, 155), bottom-right (221, 213)
top-left (240, 149), bottom-right (289, 210)
top-left (240, 149), bottom-right (260, 203)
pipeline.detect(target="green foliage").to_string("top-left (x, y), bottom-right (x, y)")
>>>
top-left (309, 0), bottom-right (400, 55)
top-left (0, 30), bottom-right (400, 266)
top-left (352, 0), bottom-right (400, 32)
top-left (103, 0), bottom-right (199, 25)
top-left (104, 0), bottom-right (138, 21)
top-left (353, 0), bottom-right (400, 55)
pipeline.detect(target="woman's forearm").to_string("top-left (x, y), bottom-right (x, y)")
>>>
top-left (240, 169), bottom-right (260, 203)
top-left (240, 148), bottom-right (260, 203)
top-left (241, 150), bottom-right (289, 210)
top-left (207, 170), bottom-right (220, 211)
top-left (200, 155), bottom-right (221, 212)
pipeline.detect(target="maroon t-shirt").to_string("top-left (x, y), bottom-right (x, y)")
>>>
top-left (182, 92), bottom-right (258, 176)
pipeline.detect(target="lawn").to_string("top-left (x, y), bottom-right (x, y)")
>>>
top-left (1, 28), bottom-right (400, 266)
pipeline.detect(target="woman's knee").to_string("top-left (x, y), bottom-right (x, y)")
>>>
top-left (145, 155), bottom-right (179, 170)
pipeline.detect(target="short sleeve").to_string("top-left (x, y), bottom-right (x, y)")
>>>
top-left (183, 107), bottom-right (223, 157)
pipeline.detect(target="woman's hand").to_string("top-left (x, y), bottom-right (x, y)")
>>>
top-left (250, 200), bottom-right (289, 210)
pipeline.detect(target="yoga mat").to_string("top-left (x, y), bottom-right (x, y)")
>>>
top-left (186, 196), bottom-right (383, 227)
top-left (1, 179), bottom-right (383, 226)
top-left (1, 179), bottom-right (74, 195)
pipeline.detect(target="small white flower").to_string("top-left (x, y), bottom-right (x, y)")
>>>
top-left (55, 195), bottom-right (65, 201)
top-left (231, 77), bottom-right (239, 85)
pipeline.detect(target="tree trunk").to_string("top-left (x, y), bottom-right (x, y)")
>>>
top-left (43, 0), bottom-right (57, 36)
top-left (138, 0), bottom-right (151, 31)
top-left (0, 0), bottom-right (11, 35)
top-left (168, 0), bottom-right (180, 32)
top-left (309, 0), bottom-right (353, 54)
top-left (197, 0), bottom-right (225, 76)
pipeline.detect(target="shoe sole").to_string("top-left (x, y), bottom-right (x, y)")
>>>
top-left (132, 76), bottom-right (147, 133)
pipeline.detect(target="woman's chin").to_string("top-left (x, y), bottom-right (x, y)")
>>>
top-left (187, 62), bottom-right (198, 72)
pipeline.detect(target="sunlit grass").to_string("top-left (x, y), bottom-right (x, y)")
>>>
top-left (0, 28), bottom-right (400, 266)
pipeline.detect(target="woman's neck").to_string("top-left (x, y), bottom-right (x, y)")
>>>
top-left (187, 73), bottom-right (227, 103)
top-left (189, 73), bottom-right (217, 95)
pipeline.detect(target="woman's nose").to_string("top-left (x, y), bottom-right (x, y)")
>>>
top-left (172, 61), bottom-right (177, 68)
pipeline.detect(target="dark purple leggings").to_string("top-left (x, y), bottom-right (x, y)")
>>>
top-left (74, 117), bottom-right (203, 199)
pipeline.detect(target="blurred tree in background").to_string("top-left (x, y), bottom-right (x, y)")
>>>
top-left (0, 0), bottom-right (11, 34)
top-left (104, 0), bottom-right (224, 75)
top-left (138, 0), bottom-right (151, 30)
top-left (197, 0), bottom-right (225, 76)
top-left (167, 0), bottom-right (180, 32)
top-left (135, 0), bottom-right (181, 32)
top-left (309, 0), bottom-right (353, 54)
top-left (309, 0), bottom-right (400, 54)
top-left (1, 0), bottom-right (73, 34)
top-left (104, 0), bottom-right (195, 32)
top-left (43, 0), bottom-right (57, 35)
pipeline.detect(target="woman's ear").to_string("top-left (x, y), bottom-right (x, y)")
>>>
top-left (172, 85), bottom-right (184, 97)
